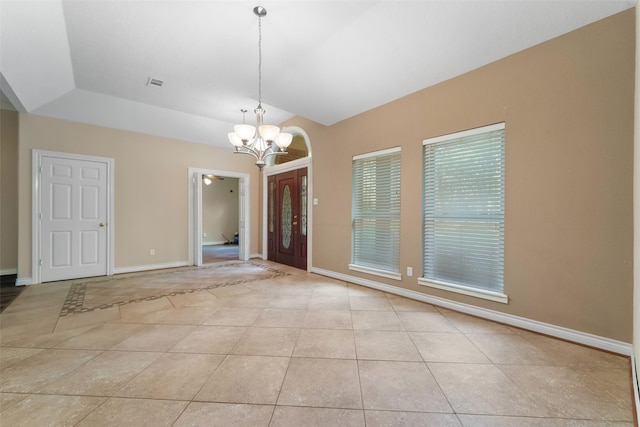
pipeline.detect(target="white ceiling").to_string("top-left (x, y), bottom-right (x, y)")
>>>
top-left (1, 0), bottom-right (635, 148)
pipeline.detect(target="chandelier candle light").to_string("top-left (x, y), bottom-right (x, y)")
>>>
top-left (228, 6), bottom-right (292, 169)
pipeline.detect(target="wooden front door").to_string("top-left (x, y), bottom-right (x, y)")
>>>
top-left (268, 168), bottom-right (307, 269)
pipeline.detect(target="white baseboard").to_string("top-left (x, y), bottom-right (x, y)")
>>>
top-left (0, 268), bottom-right (17, 276)
top-left (311, 267), bottom-right (633, 356)
top-left (632, 353), bottom-right (640, 425)
top-left (203, 240), bottom-right (227, 246)
top-left (250, 253), bottom-right (264, 260)
top-left (16, 277), bottom-right (32, 286)
top-left (114, 261), bottom-right (190, 275)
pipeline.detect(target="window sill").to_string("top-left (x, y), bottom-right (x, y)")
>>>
top-left (349, 264), bottom-right (402, 281)
top-left (417, 278), bottom-right (508, 304)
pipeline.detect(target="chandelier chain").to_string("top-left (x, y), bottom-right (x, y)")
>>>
top-left (257, 14), bottom-right (262, 107)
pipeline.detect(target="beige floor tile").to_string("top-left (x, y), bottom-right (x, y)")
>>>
top-left (224, 293), bottom-right (274, 308)
top-left (359, 360), bottom-right (452, 412)
top-left (456, 414), bottom-right (633, 426)
top-left (54, 306), bottom-right (121, 331)
top-left (231, 327), bottom-right (299, 356)
top-left (293, 329), bottom-right (356, 359)
top-left (429, 362), bottom-right (552, 416)
top-left (3, 324), bottom-right (96, 349)
top-left (439, 310), bottom-right (515, 334)
top-left (308, 295), bottom-right (350, 310)
top-left (170, 325), bottom-right (247, 353)
top-left (271, 406), bottom-right (365, 427)
top-left (465, 333), bottom-right (557, 365)
top-left (173, 402), bottom-right (274, 427)
top-left (397, 311), bottom-right (458, 332)
top-left (0, 263), bottom-right (632, 426)
top-left (253, 308), bottom-right (306, 327)
top-left (499, 365), bottom-right (633, 421)
top-left (410, 332), bottom-right (491, 363)
top-left (522, 334), bottom-right (630, 369)
top-left (278, 358), bottom-right (362, 409)
top-left (196, 355), bottom-right (289, 404)
top-left (116, 298), bottom-right (174, 323)
top-left (276, 283), bottom-right (316, 296)
top-left (76, 397), bottom-right (188, 427)
top-left (152, 306), bottom-right (220, 325)
top-left (0, 348), bottom-right (100, 393)
top-left (351, 311), bottom-right (403, 331)
top-left (167, 291), bottom-right (223, 308)
top-left (116, 353), bottom-right (224, 400)
top-left (312, 282), bottom-right (349, 296)
top-left (347, 284), bottom-right (385, 297)
top-left (386, 296), bottom-right (438, 312)
top-left (203, 307), bottom-right (262, 326)
top-left (207, 284), bottom-right (254, 298)
top-left (43, 350), bottom-right (162, 396)
top-left (0, 394), bottom-right (105, 427)
top-left (54, 323), bottom-right (145, 350)
top-left (110, 324), bottom-right (196, 351)
top-left (267, 295), bottom-right (311, 309)
top-left (0, 392), bottom-right (29, 410)
top-left (303, 309), bottom-right (353, 329)
top-left (365, 410), bottom-right (462, 427)
top-left (349, 296), bottom-right (393, 311)
top-left (0, 347), bottom-right (44, 369)
top-left (354, 331), bottom-right (422, 361)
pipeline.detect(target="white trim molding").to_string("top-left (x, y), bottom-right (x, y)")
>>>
top-left (16, 277), bottom-right (32, 286)
top-left (0, 268), bottom-right (17, 276)
top-left (113, 261), bottom-right (189, 275)
top-left (349, 264), bottom-right (401, 281)
top-left (311, 266), bottom-right (633, 356)
top-left (418, 278), bottom-right (508, 304)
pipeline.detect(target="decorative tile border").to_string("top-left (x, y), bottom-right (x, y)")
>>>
top-left (59, 261), bottom-right (288, 317)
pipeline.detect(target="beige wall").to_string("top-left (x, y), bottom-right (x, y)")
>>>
top-left (285, 10), bottom-right (635, 342)
top-left (202, 177), bottom-right (239, 245)
top-left (1, 109), bottom-right (19, 273)
top-left (17, 115), bottom-right (261, 276)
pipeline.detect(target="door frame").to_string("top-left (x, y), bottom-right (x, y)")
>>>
top-left (262, 126), bottom-right (313, 271)
top-left (188, 168), bottom-right (250, 266)
top-left (32, 150), bottom-right (115, 285)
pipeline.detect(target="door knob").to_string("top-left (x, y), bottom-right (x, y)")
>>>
top-left (99, 223), bottom-right (106, 227)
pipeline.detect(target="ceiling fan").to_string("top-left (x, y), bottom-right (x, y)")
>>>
top-left (202, 174), bottom-right (224, 185)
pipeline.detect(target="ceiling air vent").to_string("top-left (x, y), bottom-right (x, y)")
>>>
top-left (146, 77), bottom-right (164, 87)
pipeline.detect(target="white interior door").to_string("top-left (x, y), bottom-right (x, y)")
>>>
top-left (40, 155), bottom-right (108, 282)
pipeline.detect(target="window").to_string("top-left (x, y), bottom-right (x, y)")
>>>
top-left (419, 123), bottom-right (506, 303)
top-left (350, 147), bottom-right (401, 280)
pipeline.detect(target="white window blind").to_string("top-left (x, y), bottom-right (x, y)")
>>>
top-left (422, 123), bottom-right (505, 294)
top-left (351, 147), bottom-right (401, 277)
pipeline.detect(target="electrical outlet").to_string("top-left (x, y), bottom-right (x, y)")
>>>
top-left (407, 266), bottom-right (413, 277)
top-left (150, 249), bottom-right (155, 256)
top-left (203, 232), bottom-right (207, 238)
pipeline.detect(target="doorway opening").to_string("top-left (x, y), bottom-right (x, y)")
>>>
top-left (201, 174), bottom-right (239, 263)
top-left (188, 168), bottom-right (250, 267)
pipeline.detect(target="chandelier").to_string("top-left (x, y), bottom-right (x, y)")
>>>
top-left (227, 6), bottom-right (292, 170)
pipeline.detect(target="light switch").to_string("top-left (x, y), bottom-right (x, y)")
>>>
top-left (407, 266), bottom-right (413, 277)
top-left (313, 198), bottom-right (318, 205)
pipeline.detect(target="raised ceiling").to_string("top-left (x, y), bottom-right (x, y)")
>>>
top-left (0, 0), bottom-right (634, 148)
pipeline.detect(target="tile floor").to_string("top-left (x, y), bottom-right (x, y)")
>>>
top-left (0, 261), bottom-right (634, 426)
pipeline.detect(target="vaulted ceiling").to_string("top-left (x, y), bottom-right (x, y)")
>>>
top-left (1, 1), bottom-right (635, 148)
